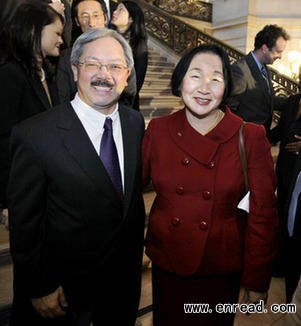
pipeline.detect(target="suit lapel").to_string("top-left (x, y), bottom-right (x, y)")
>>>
top-left (27, 74), bottom-right (52, 110)
top-left (119, 105), bottom-right (138, 216)
top-left (56, 103), bottom-right (122, 200)
top-left (246, 53), bottom-right (271, 105)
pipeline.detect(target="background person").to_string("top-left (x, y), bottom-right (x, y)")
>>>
top-left (142, 44), bottom-right (278, 325)
top-left (111, 0), bottom-right (148, 110)
top-left (269, 94), bottom-right (301, 278)
top-left (0, 1), bottom-right (63, 231)
top-left (227, 24), bottom-right (290, 136)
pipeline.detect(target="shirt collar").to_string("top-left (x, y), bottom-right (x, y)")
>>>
top-left (71, 93), bottom-right (119, 129)
top-left (251, 51), bottom-right (265, 71)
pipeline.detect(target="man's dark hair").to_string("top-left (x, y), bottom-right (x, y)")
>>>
top-left (254, 24), bottom-right (290, 51)
top-left (71, 0), bottom-right (107, 43)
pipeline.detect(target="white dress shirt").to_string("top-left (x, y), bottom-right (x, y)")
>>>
top-left (71, 94), bottom-right (124, 189)
top-left (103, 0), bottom-right (111, 20)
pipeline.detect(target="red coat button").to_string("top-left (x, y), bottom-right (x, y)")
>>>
top-left (182, 158), bottom-right (190, 165)
top-left (176, 186), bottom-right (184, 195)
top-left (199, 220), bottom-right (208, 230)
top-left (177, 132), bottom-right (182, 137)
top-left (202, 191), bottom-right (211, 199)
top-left (171, 217), bottom-right (181, 226)
top-left (208, 161), bottom-right (215, 169)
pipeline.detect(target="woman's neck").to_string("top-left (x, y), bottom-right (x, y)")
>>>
top-left (117, 24), bottom-right (130, 34)
top-left (185, 108), bottom-right (224, 135)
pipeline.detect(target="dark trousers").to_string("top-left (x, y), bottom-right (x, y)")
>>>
top-left (285, 236), bottom-right (301, 302)
top-left (10, 261), bottom-right (142, 326)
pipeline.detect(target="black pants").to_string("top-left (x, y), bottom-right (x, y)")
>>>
top-left (285, 236), bottom-right (301, 302)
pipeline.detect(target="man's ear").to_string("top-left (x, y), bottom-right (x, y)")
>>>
top-left (126, 68), bottom-right (131, 79)
top-left (262, 44), bottom-right (269, 54)
top-left (75, 17), bottom-right (80, 27)
top-left (71, 65), bottom-right (78, 82)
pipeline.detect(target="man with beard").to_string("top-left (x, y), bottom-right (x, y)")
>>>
top-left (8, 28), bottom-right (145, 326)
top-left (227, 24), bottom-right (290, 136)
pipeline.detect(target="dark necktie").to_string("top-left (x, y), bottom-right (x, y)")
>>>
top-left (288, 172), bottom-right (301, 236)
top-left (99, 117), bottom-right (123, 198)
top-left (261, 66), bottom-right (271, 93)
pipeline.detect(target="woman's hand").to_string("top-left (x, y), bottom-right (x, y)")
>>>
top-left (241, 289), bottom-right (268, 305)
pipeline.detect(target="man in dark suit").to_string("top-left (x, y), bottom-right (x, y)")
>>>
top-left (8, 28), bottom-right (145, 326)
top-left (228, 24), bottom-right (290, 135)
top-left (284, 153), bottom-right (301, 302)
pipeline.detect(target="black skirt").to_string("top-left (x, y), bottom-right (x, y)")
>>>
top-left (152, 265), bottom-right (241, 326)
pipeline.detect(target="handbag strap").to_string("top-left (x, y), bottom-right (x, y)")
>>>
top-left (238, 122), bottom-right (249, 193)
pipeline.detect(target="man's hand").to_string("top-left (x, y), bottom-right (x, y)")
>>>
top-left (285, 135), bottom-right (301, 155)
top-left (31, 286), bottom-right (68, 318)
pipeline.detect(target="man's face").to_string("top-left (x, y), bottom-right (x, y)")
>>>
top-left (72, 37), bottom-right (131, 114)
top-left (263, 36), bottom-right (287, 65)
top-left (76, 0), bottom-right (106, 32)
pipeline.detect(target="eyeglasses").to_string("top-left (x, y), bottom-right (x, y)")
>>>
top-left (78, 59), bottom-right (128, 74)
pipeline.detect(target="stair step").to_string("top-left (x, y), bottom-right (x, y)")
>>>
top-left (140, 95), bottom-right (181, 101)
top-left (146, 67), bottom-right (173, 74)
top-left (140, 107), bottom-right (182, 119)
top-left (143, 75), bottom-right (170, 87)
top-left (140, 101), bottom-right (183, 108)
top-left (140, 90), bottom-right (173, 96)
top-left (148, 61), bottom-right (175, 67)
top-left (0, 244), bottom-right (10, 265)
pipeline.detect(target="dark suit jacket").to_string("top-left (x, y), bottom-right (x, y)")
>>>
top-left (142, 108), bottom-right (278, 292)
top-left (0, 59), bottom-right (59, 209)
top-left (285, 153), bottom-right (301, 239)
top-left (8, 102), bottom-right (145, 303)
top-left (269, 94), bottom-right (301, 220)
top-left (228, 52), bottom-right (285, 133)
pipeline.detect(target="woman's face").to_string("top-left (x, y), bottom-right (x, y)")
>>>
top-left (41, 17), bottom-right (63, 58)
top-left (181, 52), bottom-right (225, 118)
top-left (111, 3), bottom-right (132, 28)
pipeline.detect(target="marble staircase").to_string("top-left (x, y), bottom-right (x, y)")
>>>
top-left (139, 48), bottom-right (183, 124)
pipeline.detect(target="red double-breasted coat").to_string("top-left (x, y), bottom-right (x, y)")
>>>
top-left (142, 108), bottom-right (278, 291)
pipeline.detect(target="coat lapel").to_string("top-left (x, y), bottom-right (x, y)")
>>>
top-left (119, 105), bottom-right (138, 216)
top-left (246, 53), bottom-right (272, 105)
top-left (169, 109), bottom-right (241, 166)
top-left (56, 103), bottom-right (122, 201)
top-left (27, 75), bottom-right (52, 110)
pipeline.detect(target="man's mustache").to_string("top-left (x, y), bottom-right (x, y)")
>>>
top-left (91, 79), bottom-right (114, 88)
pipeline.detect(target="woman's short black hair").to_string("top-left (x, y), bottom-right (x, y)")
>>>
top-left (171, 44), bottom-right (233, 105)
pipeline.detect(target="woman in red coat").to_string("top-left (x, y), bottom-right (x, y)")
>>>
top-left (142, 44), bottom-right (278, 325)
